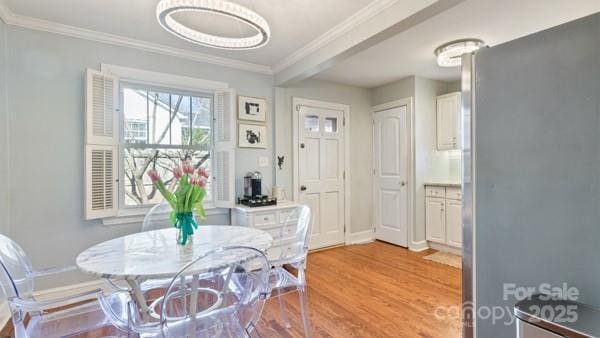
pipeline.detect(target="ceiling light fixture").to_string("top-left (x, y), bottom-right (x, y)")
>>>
top-left (434, 39), bottom-right (484, 67)
top-left (156, 0), bottom-right (271, 50)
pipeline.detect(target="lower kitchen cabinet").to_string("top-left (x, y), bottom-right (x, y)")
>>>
top-left (425, 185), bottom-right (462, 249)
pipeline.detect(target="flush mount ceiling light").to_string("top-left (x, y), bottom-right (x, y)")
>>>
top-left (156, 0), bottom-right (271, 50)
top-left (434, 39), bottom-right (484, 67)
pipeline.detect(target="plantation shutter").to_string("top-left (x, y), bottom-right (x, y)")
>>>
top-left (84, 69), bottom-right (119, 219)
top-left (213, 88), bottom-right (236, 208)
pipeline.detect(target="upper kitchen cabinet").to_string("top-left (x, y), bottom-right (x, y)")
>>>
top-left (436, 92), bottom-right (461, 150)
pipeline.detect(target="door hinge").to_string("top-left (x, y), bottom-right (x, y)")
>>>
top-left (373, 169), bottom-right (376, 175)
top-left (343, 171), bottom-right (346, 180)
top-left (373, 227), bottom-right (376, 233)
top-left (343, 116), bottom-right (346, 127)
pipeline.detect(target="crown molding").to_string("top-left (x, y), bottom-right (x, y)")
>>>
top-left (272, 0), bottom-right (400, 74)
top-left (0, 2), bottom-right (273, 75)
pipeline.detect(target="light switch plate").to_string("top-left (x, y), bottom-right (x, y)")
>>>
top-left (258, 156), bottom-right (269, 167)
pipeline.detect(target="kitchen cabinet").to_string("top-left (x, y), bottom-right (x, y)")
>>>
top-left (425, 197), bottom-right (445, 243)
top-left (232, 202), bottom-right (299, 255)
top-left (445, 198), bottom-right (462, 247)
top-left (425, 185), bottom-right (462, 248)
top-left (437, 92), bottom-right (461, 150)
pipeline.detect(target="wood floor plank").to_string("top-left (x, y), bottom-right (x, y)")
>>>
top-left (257, 241), bottom-right (462, 337)
top-left (0, 241), bottom-right (461, 337)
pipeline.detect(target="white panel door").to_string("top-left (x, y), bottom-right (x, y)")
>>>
top-left (373, 106), bottom-right (408, 247)
top-left (298, 106), bottom-right (345, 249)
top-left (446, 198), bottom-right (462, 247)
top-left (425, 197), bottom-right (446, 243)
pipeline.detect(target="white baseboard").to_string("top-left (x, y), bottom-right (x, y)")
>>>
top-left (428, 241), bottom-right (462, 256)
top-left (409, 240), bottom-right (429, 252)
top-left (347, 229), bottom-right (374, 245)
top-left (0, 279), bottom-right (107, 330)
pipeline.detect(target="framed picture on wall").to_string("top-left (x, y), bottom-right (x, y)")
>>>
top-left (238, 96), bottom-right (267, 122)
top-left (238, 123), bottom-right (267, 148)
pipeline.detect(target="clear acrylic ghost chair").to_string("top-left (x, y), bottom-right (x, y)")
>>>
top-left (268, 205), bottom-right (313, 337)
top-left (99, 246), bottom-right (271, 338)
top-left (0, 234), bottom-right (128, 338)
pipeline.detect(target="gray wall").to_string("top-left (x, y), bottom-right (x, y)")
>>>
top-left (3, 26), bottom-right (274, 288)
top-left (474, 13), bottom-right (600, 337)
top-left (371, 76), bottom-right (415, 106)
top-left (274, 78), bottom-right (373, 233)
top-left (0, 20), bottom-right (7, 236)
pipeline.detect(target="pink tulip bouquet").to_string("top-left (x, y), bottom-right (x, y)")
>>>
top-left (147, 162), bottom-right (209, 245)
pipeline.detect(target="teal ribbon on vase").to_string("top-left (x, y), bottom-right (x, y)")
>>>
top-left (175, 212), bottom-right (198, 245)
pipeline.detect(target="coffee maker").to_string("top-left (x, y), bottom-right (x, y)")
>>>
top-left (244, 171), bottom-right (262, 197)
top-left (239, 171), bottom-right (277, 207)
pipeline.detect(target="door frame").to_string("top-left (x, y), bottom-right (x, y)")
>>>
top-left (371, 97), bottom-right (415, 249)
top-left (292, 97), bottom-right (351, 246)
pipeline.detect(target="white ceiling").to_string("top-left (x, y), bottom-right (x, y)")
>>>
top-left (2, 0), bottom-right (374, 66)
top-left (316, 0), bottom-right (600, 88)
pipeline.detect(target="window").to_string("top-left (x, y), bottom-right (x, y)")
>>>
top-left (84, 67), bottom-right (235, 221)
top-left (120, 84), bottom-right (213, 207)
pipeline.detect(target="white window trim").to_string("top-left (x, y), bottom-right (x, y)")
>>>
top-left (100, 64), bottom-right (228, 92)
top-left (98, 64), bottom-right (230, 226)
top-left (102, 206), bottom-right (229, 226)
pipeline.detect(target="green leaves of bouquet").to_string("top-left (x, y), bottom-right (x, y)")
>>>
top-left (148, 162), bottom-right (209, 245)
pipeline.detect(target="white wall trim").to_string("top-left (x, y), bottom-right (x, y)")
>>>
top-left (409, 240), bottom-right (429, 252)
top-left (102, 206), bottom-right (229, 226)
top-left (348, 230), bottom-right (374, 245)
top-left (371, 98), bottom-right (417, 250)
top-left (101, 64), bottom-right (229, 93)
top-left (0, 3), bottom-right (272, 75)
top-left (273, 0), bottom-right (399, 73)
top-left (291, 97), bottom-right (351, 247)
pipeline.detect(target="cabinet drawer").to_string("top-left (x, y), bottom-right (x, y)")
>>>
top-left (446, 187), bottom-right (462, 200)
top-left (262, 225), bottom-right (295, 240)
top-left (254, 212), bottom-right (277, 227)
top-left (425, 186), bottom-right (446, 198)
top-left (279, 209), bottom-right (298, 224)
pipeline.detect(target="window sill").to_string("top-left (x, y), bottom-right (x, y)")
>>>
top-left (101, 206), bottom-right (230, 226)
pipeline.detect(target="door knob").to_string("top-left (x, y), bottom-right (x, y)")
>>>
top-left (300, 185), bottom-right (307, 191)
top-left (399, 181), bottom-right (406, 186)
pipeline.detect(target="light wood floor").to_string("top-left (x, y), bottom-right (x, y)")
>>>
top-left (258, 241), bottom-right (462, 337)
top-left (1, 241), bottom-right (462, 337)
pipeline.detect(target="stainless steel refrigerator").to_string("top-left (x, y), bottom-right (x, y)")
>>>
top-left (462, 12), bottom-right (600, 338)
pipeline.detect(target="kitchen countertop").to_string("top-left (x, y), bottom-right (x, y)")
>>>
top-left (424, 181), bottom-right (462, 187)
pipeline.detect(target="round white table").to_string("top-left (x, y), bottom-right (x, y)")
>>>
top-left (76, 225), bottom-right (273, 318)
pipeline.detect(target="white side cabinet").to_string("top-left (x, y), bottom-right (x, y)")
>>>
top-left (231, 202), bottom-right (299, 255)
top-left (437, 92), bottom-right (461, 150)
top-left (425, 185), bottom-right (462, 248)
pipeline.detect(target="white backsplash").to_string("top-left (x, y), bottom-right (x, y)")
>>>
top-left (427, 149), bottom-right (462, 182)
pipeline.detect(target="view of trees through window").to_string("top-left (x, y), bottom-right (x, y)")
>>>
top-left (121, 85), bottom-right (212, 206)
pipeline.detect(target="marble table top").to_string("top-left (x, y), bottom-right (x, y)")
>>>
top-left (76, 226), bottom-right (273, 280)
